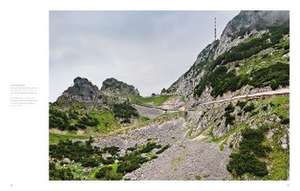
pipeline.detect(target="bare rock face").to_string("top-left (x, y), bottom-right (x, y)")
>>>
top-left (56, 77), bottom-right (105, 106)
top-left (66, 77), bottom-right (99, 101)
top-left (101, 78), bottom-right (139, 97)
top-left (167, 40), bottom-right (219, 97)
top-left (215, 11), bottom-right (289, 58)
top-left (55, 77), bottom-right (140, 107)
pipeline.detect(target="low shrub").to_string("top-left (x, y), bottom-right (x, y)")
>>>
top-left (49, 104), bottom-right (99, 130)
top-left (237, 101), bottom-right (247, 109)
top-left (112, 103), bottom-right (139, 123)
top-left (49, 162), bottom-right (74, 180)
top-left (224, 103), bottom-right (235, 126)
top-left (225, 103), bottom-right (235, 113)
top-left (95, 166), bottom-right (123, 180)
top-left (243, 103), bottom-right (255, 113)
top-left (226, 128), bottom-right (271, 178)
top-left (227, 152), bottom-right (268, 177)
top-left (280, 117), bottom-right (289, 124)
top-left (139, 142), bottom-right (161, 154)
top-left (50, 139), bottom-right (169, 180)
top-left (156, 145), bottom-right (170, 154)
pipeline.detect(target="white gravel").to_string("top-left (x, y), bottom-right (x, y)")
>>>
top-left (94, 118), bottom-right (231, 180)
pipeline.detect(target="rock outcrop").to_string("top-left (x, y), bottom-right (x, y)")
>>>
top-left (101, 78), bottom-right (139, 97)
top-left (56, 77), bottom-right (105, 106)
top-left (55, 77), bottom-right (139, 107)
top-left (215, 11), bottom-right (289, 58)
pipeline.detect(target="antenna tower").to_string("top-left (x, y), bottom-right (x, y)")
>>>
top-left (214, 17), bottom-right (217, 40)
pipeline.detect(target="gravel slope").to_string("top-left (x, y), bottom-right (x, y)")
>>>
top-left (94, 118), bottom-right (231, 180)
top-left (133, 104), bottom-right (165, 119)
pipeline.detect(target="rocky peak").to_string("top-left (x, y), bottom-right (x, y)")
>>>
top-left (56, 77), bottom-right (102, 105)
top-left (101, 78), bottom-right (139, 96)
top-left (215, 11), bottom-right (289, 57)
top-left (222, 11), bottom-right (289, 38)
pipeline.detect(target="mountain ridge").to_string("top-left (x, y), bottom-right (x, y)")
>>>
top-left (166, 10), bottom-right (289, 102)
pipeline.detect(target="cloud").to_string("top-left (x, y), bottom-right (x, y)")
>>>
top-left (50, 11), bottom-right (239, 101)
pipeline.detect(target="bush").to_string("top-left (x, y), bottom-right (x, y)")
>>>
top-left (117, 160), bottom-right (142, 174)
top-left (224, 103), bottom-right (235, 126)
top-left (49, 106), bottom-right (69, 130)
top-left (81, 155), bottom-right (103, 167)
top-left (49, 162), bottom-right (74, 180)
top-left (225, 114), bottom-right (235, 126)
top-left (194, 63), bottom-right (289, 98)
top-left (156, 145), bottom-right (170, 154)
top-left (139, 142), bottom-right (161, 153)
top-left (225, 103), bottom-right (235, 113)
top-left (102, 146), bottom-right (120, 156)
top-left (78, 115), bottom-right (98, 127)
top-left (50, 139), bottom-right (170, 180)
top-left (49, 104), bottom-right (99, 130)
top-left (239, 128), bottom-right (270, 157)
top-left (117, 152), bottom-right (147, 174)
top-left (243, 103), bottom-right (255, 113)
top-left (95, 166), bottom-right (123, 180)
top-left (227, 152), bottom-right (268, 177)
top-left (112, 103), bottom-right (139, 123)
top-left (280, 117), bottom-right (289, 124)
top-left (227, 128), bottom-right (271, 177)
top-left (249, 63), bottom-right (289, 89)
top-left (237, 101), bottom-right (247, 109)
top-left (49, 140), bottom-right (100, 165)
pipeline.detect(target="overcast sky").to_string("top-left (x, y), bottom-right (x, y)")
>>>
top-left (50, 11), bottom-right (239, 101)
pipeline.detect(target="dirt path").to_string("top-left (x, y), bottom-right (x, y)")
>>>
top-left (196, 88), bottom-right (289, 106)
top-left (135, 88), bottom-right (289, 112)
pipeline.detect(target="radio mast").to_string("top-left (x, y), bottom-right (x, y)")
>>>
top-left (214, 17), bottom-right (217, 40)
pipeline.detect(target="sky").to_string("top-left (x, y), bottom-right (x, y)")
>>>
top-left (50, 11), bottom-right (239, 101)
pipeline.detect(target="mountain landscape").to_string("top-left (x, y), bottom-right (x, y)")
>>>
top-left (49, 11), bottom-right (289, 180)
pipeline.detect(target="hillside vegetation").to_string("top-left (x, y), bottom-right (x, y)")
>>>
top-left (130, 95), bottom-right (172, 106)
top-left (194, 25), bottom-right (289, 98)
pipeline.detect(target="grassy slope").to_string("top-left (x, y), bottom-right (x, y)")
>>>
top-left (89, 110), bottom-right (120, 133)
top-left (130, 95), bottom-right (171, 106)
top-left (49, 110), bottom-right (121, 144)
top-left (49, 132), bottom-right (89, 145)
